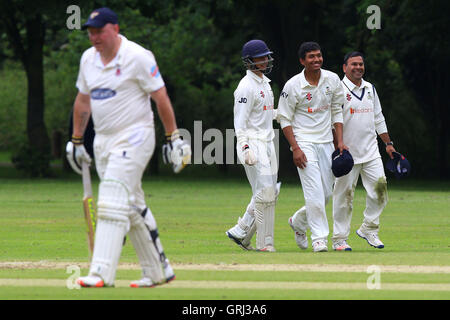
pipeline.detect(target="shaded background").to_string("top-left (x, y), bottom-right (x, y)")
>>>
top-left (0, 0), bottom-right (448, 179)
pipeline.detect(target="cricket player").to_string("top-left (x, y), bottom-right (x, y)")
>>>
top-left (226, 39), bottom-right (279, 252)
top-left (332, 51), bottom-right (395, 251)
top-left (66, 8), bottom-right (191, 288)
top-left (278, 42), bottom-right (346, 252)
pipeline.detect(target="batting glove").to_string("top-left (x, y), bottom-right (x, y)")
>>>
top-left (162, 129), bottom-right (191, 173)
top-left (243, 144), bottom-right (257, 166)
top-left (66, 137), bottom-right (92, 175)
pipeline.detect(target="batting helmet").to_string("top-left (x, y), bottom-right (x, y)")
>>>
top-left (242, 40), bottom-right (274, 74)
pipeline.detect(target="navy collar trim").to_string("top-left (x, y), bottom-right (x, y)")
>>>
top-left (342, 80), bottom-right (365, 101)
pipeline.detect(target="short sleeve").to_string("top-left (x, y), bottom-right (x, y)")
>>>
top-left (76, 53), bottom-right (90, 95)
top-left (135, 50), bottom-right (165, 93)
top-left (277, 81), bottom-right (296, 129)
top-left (233, 84), bottom-right (254, 131)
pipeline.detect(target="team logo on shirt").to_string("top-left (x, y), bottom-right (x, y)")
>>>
top-left (306, 92), bottom-right (312, 101)
top-left (150, 65), bottom-right (160, 78)
top-left (91, 88), bottom-right (116, 100)
top-left (350, 107), bottom-right (373, 114)
top-left (260, 91), bottom-right (265, 98)
top-left (307, 105), bottom-right (329, 113)
top-left (280, 91), bottom-right (289, 99)
top-left (346, 93), bottom-right (352, 101)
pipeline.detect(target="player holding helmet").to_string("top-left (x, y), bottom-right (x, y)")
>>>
top-left (226, 40), bottom-right (279, 252)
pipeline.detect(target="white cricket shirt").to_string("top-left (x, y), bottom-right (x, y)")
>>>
top-left (234, 70), bottom-right (275, 147)
top-left (76, 35), bottom-right (165, 135)
top-left (341, 76), bottom-right (388, 164)
top-left (278, 69), bottom-right (344, 143)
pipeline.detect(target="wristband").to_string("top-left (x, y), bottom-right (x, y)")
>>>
top-left (71, 135), bottom-right (84, 145)
top-left (385, 141), bottom-right (394, 146)
top-left (166, 129), bottom-right (180, 142)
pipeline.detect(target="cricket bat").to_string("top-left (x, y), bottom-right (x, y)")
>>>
top-left (82, 161), bottom-right (97, 256)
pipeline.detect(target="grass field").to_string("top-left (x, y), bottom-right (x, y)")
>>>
top-left (0, 165), bottom-right (449, 301)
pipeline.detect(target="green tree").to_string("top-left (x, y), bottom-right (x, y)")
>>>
top-left (0, 0), bottom-right (93, 176)
top-left (344, 0), bottom-right (449, 178)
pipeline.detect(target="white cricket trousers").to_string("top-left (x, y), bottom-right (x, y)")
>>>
top-left (294, 141), bottom-right (335, 243)
top-left (238, 139), bottom-right (278, 248)
top-left (89, 125), bottom-right (156, 285)
top-left (238, 140), bottom-right (278, 196)
top-left (332, 157), bottom-right (387, 242)
top-left (94, 125), bottom-right (155, 210)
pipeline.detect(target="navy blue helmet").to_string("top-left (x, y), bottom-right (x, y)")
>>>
top-left (242, 40), bottom-right (274, 75)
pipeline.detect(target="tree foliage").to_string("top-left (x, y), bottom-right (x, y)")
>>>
top-left (0, 0), bottom-right (447, 178)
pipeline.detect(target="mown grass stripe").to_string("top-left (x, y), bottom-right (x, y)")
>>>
top-left (0, 279), bottom-right (449, 291)
top-left (1, 262), bottom-right (449, 274)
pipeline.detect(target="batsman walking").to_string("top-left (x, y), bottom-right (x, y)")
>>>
top-left (226, 40), bottom-right (279, 252)
top-left (66, 8), bottom-right (191, 288)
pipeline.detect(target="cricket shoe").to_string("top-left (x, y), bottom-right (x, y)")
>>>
top-left (356, 229), bottom-right (384, 248)
top-left (288, 217), bottom-right (308, 250)
top-left (226, 227), bottom-right (254, 251)
top-left (332, 240), bottom-right (352, 251)
top-left (129, 275), bottom-right (176, 288)
top-left (312, 240), bottom-right (328, 252)
top-left (257, 245), bottom-right (276, 252)
top-left (77, 275), bottom-right (105, 288)
top-left (130, 260), bottom-right (176, 288)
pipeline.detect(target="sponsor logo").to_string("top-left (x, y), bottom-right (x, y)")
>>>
top-left (150, 65), bottom-right (160, 78)
top-left (90, 12), bottom-right (99, 19)
top-left (350, 107), bottom-right (373, 114)
top-left (307, 105), bottom-right (329, 113)
top-left (91, 88), bottom-right (116, 100)
top-left (263, 105), bottom-right (274, 110)
top-left (306, 92), bottom-right (312, 101)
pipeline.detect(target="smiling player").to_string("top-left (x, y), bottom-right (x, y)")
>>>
top-left (278, 42), bottom-right (346, 252)
top-left (331, 51), bottom-right (396, 251)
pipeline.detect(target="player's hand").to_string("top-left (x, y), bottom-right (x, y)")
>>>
top-left (293, 147), bottom-right (307, 169)
top-left (337, 142), bottom-right (349, 155)
top-left (66, 141), bottom-right (91, 175)
top-left (386, 145), bottom-right (396, 159)
top-left (243, 147), bottom-right (257, 166)
top-left (162, 130), bottom-right (191, 173)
